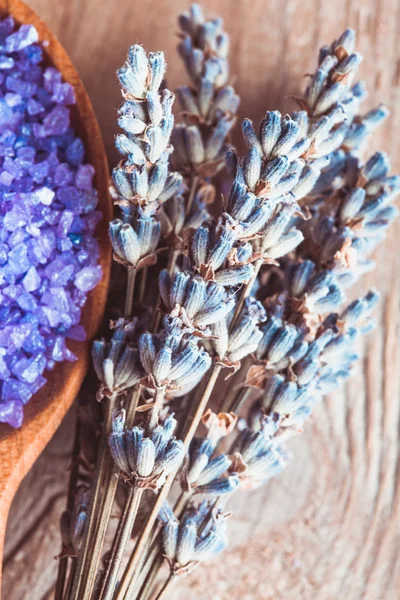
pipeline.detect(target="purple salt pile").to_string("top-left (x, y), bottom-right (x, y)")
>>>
top-left (0, 17), bottom-right (102, 428)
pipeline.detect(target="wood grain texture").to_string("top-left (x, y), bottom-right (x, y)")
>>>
top-left (3, 0), bottom-right (400, 599)
top-left (0, 0), bottom-right (112, 589)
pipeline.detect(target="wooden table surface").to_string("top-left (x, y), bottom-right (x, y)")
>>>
top-left (3, 0), bottom-right (400, 598)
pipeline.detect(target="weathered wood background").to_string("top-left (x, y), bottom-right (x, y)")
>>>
top-left (3, 0), bottom-right (400, 598)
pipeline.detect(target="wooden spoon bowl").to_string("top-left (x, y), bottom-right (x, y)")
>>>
top-left (0, 0), bottom-right (112, 584)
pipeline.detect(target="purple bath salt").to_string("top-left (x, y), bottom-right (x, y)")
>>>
top-left (0, 16), bottom-right (103, 428)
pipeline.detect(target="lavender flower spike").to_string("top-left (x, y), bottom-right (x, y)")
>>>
top-left (109, 45), bottom-right (183, 273)
top-left (232, 426), bottom-right (287, 489)
top-left (158, 270), bottom-right (235, 333)
top-left (182, 423), bottom-right (240, 497)
top-left (173, 3), bottom-right (239, 176)
top-left (162, 4), bottom-right (240, 262)
top-left (215, 110), bottom-right (318, 274)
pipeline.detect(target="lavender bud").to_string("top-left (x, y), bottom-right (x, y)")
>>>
top-left (196, 474), bottom-right (239, 495)
top-left (260, 110), bottom-right (282, 156)
top-left (177, 522), bottom-right (197, 566)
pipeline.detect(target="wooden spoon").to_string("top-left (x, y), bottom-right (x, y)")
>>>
top-left (0, 0), bottom-right (112, 586)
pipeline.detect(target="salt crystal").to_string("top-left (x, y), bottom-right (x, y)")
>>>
top-left (12, 354), bottom-right (46, 384)
top-left (66, 138), bottom-right (84, 167)
top-left (5, 93), bottom-right (22, 108)
top-left (5, 24), bottom-right (39, 53)
top-left (75, 164), bottom-right (95, 190)
top-left (27, 98), bottom-right (44, 116)
top-left (74, 265), bottom-right (102, 292)
top-left (22, 266), bottom-right (40, 291)
top-left (0, 349), bottom-right (10, 379)
top-left (0, 322), bottom-right (32, 350)
top-left (29, 160), bottom-right (49, 183)
top-left (8, 242), bottom-right (30, 274)
top-left (57, 185), bottom-right (82, 211)
top-left (43, 104), bottom-right (70, 135)
top-left (57, 210), bottom-right (74, 237)
top-left (0, 98), bottom-right (13, 126)
top-left (17, 292), bottom-right (38, 311)
top-left (35, 186), bottom-right (55, 205)
top-left (2, 378), bottom-right (32, 404)
top-left (40, 306), bottom-right (60, 327)
top-left (54, 163), bottom-right (73, 186)
top-left (0, 56), bottom-right (14, 69)
top-left (43, 67), bottom-right (62, 93)
top-left (0, 170), bottom-right (13, 186)
top-left (0, 399), bottom-right (24, 428)
top-left (51, 82), bottom-right (75, 105)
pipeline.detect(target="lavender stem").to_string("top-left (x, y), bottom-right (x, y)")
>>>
top-left (100, 486), bottom-right (143, 600)
top-left (70, 392), bottom-right (118, 599)
top-left (124, 269), bottom-right (137, 319)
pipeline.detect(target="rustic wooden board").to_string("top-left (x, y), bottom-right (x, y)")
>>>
top-left (3, 0), bottom-right (400, 598)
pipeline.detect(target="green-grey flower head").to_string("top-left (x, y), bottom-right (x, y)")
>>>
top-left (109, 213), bottom-right (161, 272)
top-left (158, 500), bottom-right (229, 575)
top-left (92, 318), bottom-right (142, 400)
top-left (139, 318), bottom-right (212, 396)
top-left (111, 45), bottom-right (183, 215)
top-left (173, 4), bottom-right (239, 176)
top-left (182, 435), bottom-right (239, 496)
top-left (306, 29), bottom-right (362, 114)
top-left (299, 151), bottom-right (400, 290)
top-left (108, 410), bottom-right (185, 489)
top-left (212, 298), bottom-right (266, 370)
top-left (251, 291), bottom-right (379, 430)
top-left (190, 219), bottom-right (255, 286)
top-left (178, 4), bottom-right (230, 88)
top-left (158, 269), bottom-right (236, 332)
top-left (232, 427), bottom-right (286, 489)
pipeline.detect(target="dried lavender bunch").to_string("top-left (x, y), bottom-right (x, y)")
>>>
top-left (105, 26), bottom-right (377, 600)
top-left (126, 28), bottom-right (399, 600)
top-left (73, 28), bottom-right (240, 597)
top-left (60, 13), bottom-right (400, 600)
